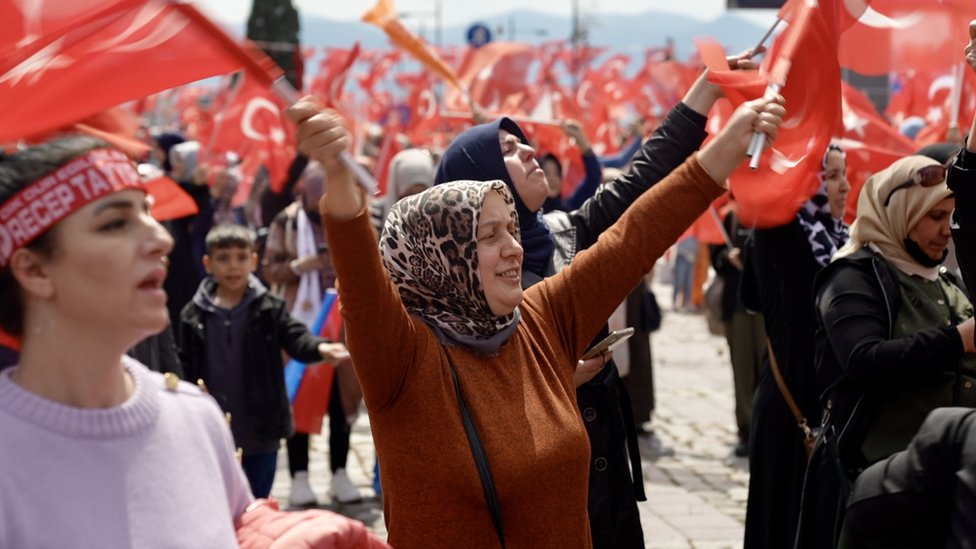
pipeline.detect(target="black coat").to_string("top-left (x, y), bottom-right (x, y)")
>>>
top-left (527, 101), bottom-right (709, 549)
top-left (739, 219), bottom-right (824, 549)
top-left (948, 147), bottom-right (976, 296)
top-left (846, 407), bottom-right (976, 548)
top-left (177, 291), bottom-right (326, 441)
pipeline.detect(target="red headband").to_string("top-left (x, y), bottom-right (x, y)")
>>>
top-left (0, 149), bottom-right (144, 268)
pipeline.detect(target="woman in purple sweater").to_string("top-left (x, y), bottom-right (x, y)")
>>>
top-left (0, 136), bottom-right (388, 548)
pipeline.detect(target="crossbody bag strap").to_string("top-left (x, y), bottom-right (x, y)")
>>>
top-left (766, 339), bottom-right (813, 443)
top-left (443, 347), bottom-right (506, 548)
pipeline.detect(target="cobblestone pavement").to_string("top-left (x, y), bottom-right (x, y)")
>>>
top-left (270, 280), bottom-right (749, 548)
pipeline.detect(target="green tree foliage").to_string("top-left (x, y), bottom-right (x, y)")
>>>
top-left (246, 0), bottom-right (302, 89)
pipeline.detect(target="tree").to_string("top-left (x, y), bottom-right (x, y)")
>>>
top-left (246, 0), bottom-right (303, 90)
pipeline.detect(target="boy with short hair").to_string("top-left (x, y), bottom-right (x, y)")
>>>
top-left (178, 224), bottom-right (349, 498)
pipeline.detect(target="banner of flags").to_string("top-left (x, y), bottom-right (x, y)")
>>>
top-left (1, 0), bottom-right (974, 232)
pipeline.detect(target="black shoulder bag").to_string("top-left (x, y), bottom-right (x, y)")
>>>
top-left (443, 347), bottom-right (506, 548)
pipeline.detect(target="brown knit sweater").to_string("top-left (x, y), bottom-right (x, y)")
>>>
top-left (323, 155), bottom-right (721, 548)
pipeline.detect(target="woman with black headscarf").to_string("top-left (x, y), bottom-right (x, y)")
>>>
top-left (739, 144), bottom-right (850, 548)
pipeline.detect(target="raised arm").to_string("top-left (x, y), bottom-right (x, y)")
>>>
top-left (285, 100), bottom-right (423, 410)
top-left (563, 49), bottom-right (759, 249)
top-left (536, 95), bottom-right (785, 360)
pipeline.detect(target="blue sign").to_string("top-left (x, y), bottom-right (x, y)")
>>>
top-left (466, 23), bottom-right (492, 48)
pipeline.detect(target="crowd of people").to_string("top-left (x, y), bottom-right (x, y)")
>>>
top-left (3, 15), bottom-right (976, 549)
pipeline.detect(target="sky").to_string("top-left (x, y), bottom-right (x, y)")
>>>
top-left (197, 0), bottom-right (779, 28)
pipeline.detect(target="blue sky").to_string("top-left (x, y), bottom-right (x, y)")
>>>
top-left (198, 0), bottom-right (778, 27)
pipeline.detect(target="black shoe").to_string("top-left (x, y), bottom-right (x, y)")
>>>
top-left (733, 438), bottom-right (749, 458)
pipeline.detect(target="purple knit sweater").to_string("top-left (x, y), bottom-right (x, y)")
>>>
top-left (0, 357), bottom-right (253, 547)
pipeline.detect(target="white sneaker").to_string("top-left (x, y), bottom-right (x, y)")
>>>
top-left (328, 468), bottom-right (363, 504)
top-left (288, 471), bottom-right (318, 507)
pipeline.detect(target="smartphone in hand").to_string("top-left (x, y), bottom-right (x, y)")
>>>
top-left (580, 327), bottom-right (635, 360)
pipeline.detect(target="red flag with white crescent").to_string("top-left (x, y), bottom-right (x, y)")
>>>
top-left (207, 73), bottom-right (296, 196)
top-left (0, 0), bottom-right (278, 143)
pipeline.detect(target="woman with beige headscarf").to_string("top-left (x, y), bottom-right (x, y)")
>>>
top-left (799, 155), bottom-right (976, 549)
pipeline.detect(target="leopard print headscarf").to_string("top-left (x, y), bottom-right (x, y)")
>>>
top-left (379, 180), bottom-right (522, 355)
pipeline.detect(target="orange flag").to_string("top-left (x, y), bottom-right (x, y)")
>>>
top-left (362, 0), bottom-right (461, 91)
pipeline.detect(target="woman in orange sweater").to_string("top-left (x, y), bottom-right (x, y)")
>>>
top-left (286, 95), bottom-right (783, 548)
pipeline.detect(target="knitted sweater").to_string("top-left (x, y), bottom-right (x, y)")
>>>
top-left (325, 155), bottom-right (720, 548)
top-left (0, 357), bottom-right (253, 548)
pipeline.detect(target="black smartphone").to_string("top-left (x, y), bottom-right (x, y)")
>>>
top-left (580, 327), bottom-right (635, 360)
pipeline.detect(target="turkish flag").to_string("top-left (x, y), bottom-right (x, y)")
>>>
top-left (0, 0), bottom-right (279, 143)
top-left (403, 73), bottom-right (440, 145)
top-left (207, 73), bottom-right (296, 197)
top-left (356, 49), bottom-right (400, 96)
top-left (835, 82), bottom-right (915, 222)
top-left (838, 0), bottom-right (976, 75)
top-left (309, 43), bottom-right (362, 111)
top-left (705, 0), bottom-right (842, 228)
top-left (445, 42), bottom-right (535, 112)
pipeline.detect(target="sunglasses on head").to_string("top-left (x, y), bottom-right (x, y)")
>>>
top-left (882, 164), bottom-right (947, 207)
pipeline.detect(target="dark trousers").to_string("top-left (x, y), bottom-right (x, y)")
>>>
top-left (725, 311), bottom-right (765, 438)
top-left (242, 452), bottom-right (278, 498)
top-left (287, 380), bottom-right (350, 475)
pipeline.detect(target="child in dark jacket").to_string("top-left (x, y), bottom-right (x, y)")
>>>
top-left (178, 224), bottom-right (349, 498)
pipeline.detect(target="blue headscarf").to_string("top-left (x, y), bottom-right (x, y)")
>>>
top-left (154, 132), bottom-right (185, 173)
top-left (434, 117), bottom-right (555, 276)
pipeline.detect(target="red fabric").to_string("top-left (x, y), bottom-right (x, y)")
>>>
top-left (709, 0), bottom-right (842, 228)
top-left (207, 73), bottom-right (296, 195)
top-left (834, 81), bottom-right (915, 222)
top-left (838, 0), bottom-right (976, 75)
top-left (445, 42), bottom-right (535, 111)
top-left (361, 0), bottom-right (460, 90)
top-left (683, 194), bottom-right (733, 245)
top-left (29, 107), bottom-right (151, 159)
top-left (292, 363), bottom-right (334, 434)
top-left (355, 49), bottom-right (399, 97)
top-left (0, 1), bottom-right (275, 143)
top-left (0, 328), bottom-right (21, 352)
top-left (402, 73), bottom-right (440, 146)
top-left (293, 296), bottom-right (343, 434)
top-left (236, 499), bottom-right (391, 549)
top-left (309, 43), bottom-right (362, 111)
top-left (144, 176), bottom-right (199, 222)
top-left (371, 128), bottom-right (404, 198)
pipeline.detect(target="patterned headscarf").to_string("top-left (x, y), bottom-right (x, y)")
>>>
top-left (379, 180), bottom-right (522, 355)
top-left (797, 144), bottom-right (849, 267)
top-left (834, 155), bottom-right (952, 280)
